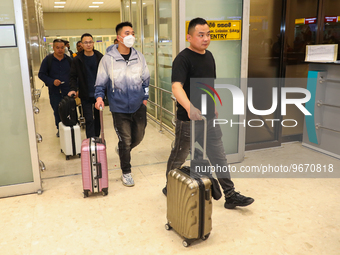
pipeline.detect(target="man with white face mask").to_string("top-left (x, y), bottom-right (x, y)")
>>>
top-left (95, 22), bottom-right (150, 187)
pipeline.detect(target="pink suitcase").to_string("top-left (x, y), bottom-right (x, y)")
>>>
top-left (81, 108), bottom-right (108, 197)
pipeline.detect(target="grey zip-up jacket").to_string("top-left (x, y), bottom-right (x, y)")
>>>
top-left (94, 44), bottom-right (150, 113)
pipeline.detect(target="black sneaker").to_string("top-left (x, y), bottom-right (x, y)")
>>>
top-left (56, 131), bottom-right (59, 138)
top-left (224, 191), bottom-right (254, 209)
top-left (162, 187), bottom-right (167, 196)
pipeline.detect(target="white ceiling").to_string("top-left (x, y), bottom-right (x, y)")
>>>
top-left (40, 0), bottom-right (121, 13)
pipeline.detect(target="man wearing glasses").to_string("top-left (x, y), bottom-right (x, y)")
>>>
top-left (38, 39), bottom-right (72, 137)
top-left (68, 33), bottom-right (103, 138)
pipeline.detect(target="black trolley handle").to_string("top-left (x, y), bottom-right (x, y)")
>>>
top-left (99, 106), bottom-right (104, 144)
top-left (191, 116), bottom-right (207, 161)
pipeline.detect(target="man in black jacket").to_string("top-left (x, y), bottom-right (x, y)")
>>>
top-left (68, 33), bottom-right (103, 138)
top-left (38, 39), bottom-right (71, 137)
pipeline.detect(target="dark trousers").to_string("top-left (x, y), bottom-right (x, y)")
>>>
top-left (49, 92), bottom-right (63, 129)
top-left (166, 119), bottom-right (235, 195)
top-left (82, 97), bottom-right (100, 138)
top-left (112, 104), bottom-right (147, 174)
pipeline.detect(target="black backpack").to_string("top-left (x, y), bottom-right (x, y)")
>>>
top-left (58, 95), bottom-right (78, 126)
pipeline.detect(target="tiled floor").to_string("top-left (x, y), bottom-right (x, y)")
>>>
top-left (1, 79), bottom-right (340, 254)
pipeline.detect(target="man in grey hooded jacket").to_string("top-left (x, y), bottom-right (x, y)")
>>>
top-left (95, 22), bottom-right (150, 187)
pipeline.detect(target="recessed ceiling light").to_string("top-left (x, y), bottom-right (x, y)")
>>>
top-left (54, 6), bottom-right (64, 8)
top-left (132, 1), bottom-right (136, 3)
top-left (54, 1), bottom-right (66, 4)
top-left (89, 5), bottom-right (99, 8)
top-left (92, 2), bottom-right (103, 4)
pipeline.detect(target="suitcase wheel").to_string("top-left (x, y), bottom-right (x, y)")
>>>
top-left (202, 233), bottom-right (210, 240)
top-left (102, 188), bottom-right (108, 196)
top-left (66, 155), bottom-right (70, 160)
top-left (165, 223), bottom-right (172, 231)
top-left (84, 190), bottom-right (89, 198)
top-left (182, 240), bottom-right (192, 247)
top-left (61, 149), bottom-right (63, 153)
top-left (78, 153), bottom-right (81, 158)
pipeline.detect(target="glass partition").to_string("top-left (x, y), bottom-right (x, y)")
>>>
top-left (131, 0), bottom-right (142, 52)
top-left (0, 0), bottom-right (41, 197)
top-left (157, 0), bottom-right (173, 127)
top-left (142, 0), bottom-right (156, 117)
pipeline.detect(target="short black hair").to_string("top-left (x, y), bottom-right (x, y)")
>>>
top-left (115, 22), bottom-right (133, 36)
top-left (114, 39), bottom-right (118, 42)
top-left (53, 39), bottom-right (65, 44)
top-left (64, 40), bottom-right (69, 44)
top-left (81, 33), bottom-right (93, 41)
top-left (187, 17), bottom-right (208, 35)
top-left (76, 41), bottom-right (82, 46)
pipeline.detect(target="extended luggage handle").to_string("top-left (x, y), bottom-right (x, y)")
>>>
top-left (191, 116), bottom-right (207, 161)
top-left (99, 106), bottom-right (104, 144)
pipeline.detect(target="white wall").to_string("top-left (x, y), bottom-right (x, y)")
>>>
top-left (43, 12), bottom-right (120, 37)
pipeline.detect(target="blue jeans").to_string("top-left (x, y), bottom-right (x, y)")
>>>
top-left (49, 92), bottom-right (63, 129)
top-left (82, 97), bottom-right (100, 138)
top-left (166, 119), bottom-right (235, 194)
top-left (112, 104), bottom-right (147, 174)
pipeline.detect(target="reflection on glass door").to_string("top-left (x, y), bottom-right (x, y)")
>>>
top-left (322, 0), bottom-right (340, 60)
top-left (282, 0), bottom-right (318, 139)
top-left (246, 0), bottom-right (283, 148)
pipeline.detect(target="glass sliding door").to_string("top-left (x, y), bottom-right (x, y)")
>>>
top-left (0, 0), bottom-right (41, 197)
top-left (246, 0), bottom-right (283, 149)
top-left (282, 0), bottom-right (318, 140)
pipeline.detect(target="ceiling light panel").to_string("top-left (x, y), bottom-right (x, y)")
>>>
top-left (40, 0), bottom-right (120, 12)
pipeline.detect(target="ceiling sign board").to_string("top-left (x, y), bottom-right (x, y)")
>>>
top-left (0, 24), bottom-right (17, 48)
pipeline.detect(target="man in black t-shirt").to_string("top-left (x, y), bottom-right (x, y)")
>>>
top-left (68, 33), bottom-right (103, 138)
top-left (163, 18), bottom-right (254, 209)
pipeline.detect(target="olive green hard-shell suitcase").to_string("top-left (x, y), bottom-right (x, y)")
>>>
top-left (166, 117), bottom-right (213, 247)
top-left (166, 167), bottom-right (212, 247)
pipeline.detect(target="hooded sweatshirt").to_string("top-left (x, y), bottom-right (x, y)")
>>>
top-left (94, 44), bottom-right (150, 113)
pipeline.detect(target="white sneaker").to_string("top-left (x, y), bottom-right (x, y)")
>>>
top-left (121, 173), bottom-right (135, 187)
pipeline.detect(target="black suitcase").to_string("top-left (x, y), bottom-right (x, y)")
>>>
top-left (58, 95), bottom-right (78, 127)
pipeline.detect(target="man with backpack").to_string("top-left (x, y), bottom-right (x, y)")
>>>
top-left (38, 39), bottom-right (72, 137)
